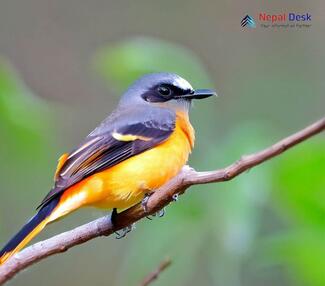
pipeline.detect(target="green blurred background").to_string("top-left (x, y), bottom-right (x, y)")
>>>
top-left (0, 1), bottom-right (324, 285)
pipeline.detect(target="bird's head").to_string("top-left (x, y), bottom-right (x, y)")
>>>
top-left (118, 73), bottom-right (217, 112)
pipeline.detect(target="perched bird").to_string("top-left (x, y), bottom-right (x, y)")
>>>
top-left (0, 73), bottom-right (216, 264)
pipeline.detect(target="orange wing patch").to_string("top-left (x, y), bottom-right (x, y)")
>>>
top-left (54, 153), bottom-right (69, 180)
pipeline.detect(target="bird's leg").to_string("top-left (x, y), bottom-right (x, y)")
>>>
top-left (143, 192), bottom-right (180, 220)
top-left (141, 192), bottom-right (153, 213)
top-left (111, 207), bottom-right (118, 226)
top-left (111, 208), bottom-right (136, 239)
top-left (145, 207), bottom-right (166, 220)
top-left (141, 192), bottom-right (162, 219)
top-left (115, 224), bottom-right (136, 240)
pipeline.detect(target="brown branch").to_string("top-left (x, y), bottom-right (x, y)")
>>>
top-left (0, 117), bottom-right (324, 285)
top-left (140, 258), bottom-right (172, 286)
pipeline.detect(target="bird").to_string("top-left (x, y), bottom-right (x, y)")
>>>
top-left (0, 72), bottom-right (216, 265)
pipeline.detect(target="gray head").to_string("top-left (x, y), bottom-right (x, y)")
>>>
top-left (118, 73), bottom-right (216, 112)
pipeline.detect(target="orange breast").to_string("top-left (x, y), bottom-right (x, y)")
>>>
top-left (55, 112), bottom-right (195, 213)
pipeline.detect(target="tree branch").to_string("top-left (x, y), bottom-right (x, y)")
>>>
top-left (0, 117), bottom-right (324, 284)
top-left (140, 258), bottom-right (172, 286)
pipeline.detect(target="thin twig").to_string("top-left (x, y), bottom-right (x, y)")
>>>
top-left (0, 117), bottom-right (324, 285)
top-left (140, 258), bottom-right (172, 286)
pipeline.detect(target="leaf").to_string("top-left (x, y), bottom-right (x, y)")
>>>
top-left (262, 139), bottom-right (325, 286)
top-left (262, 230), bottom-right (325, 286)
top-left (0, 58), bottom-right (52, 160)
top-left (272, 140), bottom-right (325, 227)
top-left (0, 58), bottom-right (55, 241)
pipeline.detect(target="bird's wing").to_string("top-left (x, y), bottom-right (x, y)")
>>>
top-left (38, 107), bottom-right (176, 208)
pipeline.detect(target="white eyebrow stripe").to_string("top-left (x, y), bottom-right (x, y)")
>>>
top-left (173, 77), bottom-right (193, 91)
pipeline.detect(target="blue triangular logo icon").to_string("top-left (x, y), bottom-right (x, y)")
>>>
top-left (241, 15), bottom-right (256, 28)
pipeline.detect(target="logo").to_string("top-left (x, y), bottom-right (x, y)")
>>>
top-left (241, 12), bottom-right (312, 29)
top-left (241, 15), bottom-right (256, 28)
top-left (259, 12), bottom-right (311, 23)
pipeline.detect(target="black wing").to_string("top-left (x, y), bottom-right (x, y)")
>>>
top-left (38, 107), bottom-right (175, 208)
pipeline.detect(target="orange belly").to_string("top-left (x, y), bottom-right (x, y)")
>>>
top-left (93, 119), bottom-right (193, 209)
top-left (50, 113), bottom-right (194, 219)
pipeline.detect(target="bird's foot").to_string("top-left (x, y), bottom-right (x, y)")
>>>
top-left (142, 190), bottom-right (179, 220)
top-left (111, 208), bottom-right (136, 239)
top-left (146, 207), bottom-right (166, 220)
top-left (172, 193), bottom-right (179, 202)
top-left (144, 192), bottom-right (179, 220)
top-left (141, 192), bottom-right (154, 213)
top-left (115, 224), bottom-right (136, 239)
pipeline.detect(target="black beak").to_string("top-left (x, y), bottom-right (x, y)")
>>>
top-left (177, 89), bottom-right (217, 100)
top-left (191, 89), bottom-right (217, 99)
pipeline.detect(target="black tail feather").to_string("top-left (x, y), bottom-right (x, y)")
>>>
top-left (0, 196), bottom-right (60, 260)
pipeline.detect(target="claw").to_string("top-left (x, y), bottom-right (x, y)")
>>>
top-left (158, 208), bottom-right (166, 217)
top-left (141, 192), bottom-right (153, 213)
top-left (115, 223), bottom-right (136, 239)
top-left (172, 193), bottom-right (179, 201)
top-left (111, 208), bottom-right (136, 239)
top-left (146, 193), bottom-right (177, 220)
top-left (146, 213), bottom-right (156, 220)
top-left (146, 207), bottom-right (166, 220)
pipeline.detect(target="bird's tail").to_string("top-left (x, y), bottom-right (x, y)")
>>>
top-left (0, 196), bottom-right (60, 265)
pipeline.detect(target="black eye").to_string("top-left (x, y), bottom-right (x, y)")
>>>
top-left (157, 85), bottom-right (172, 97)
